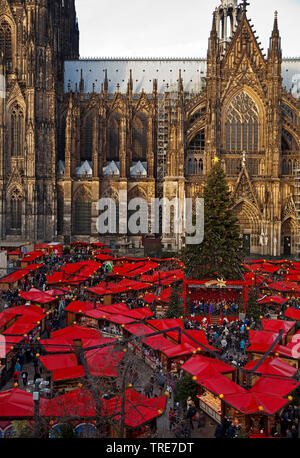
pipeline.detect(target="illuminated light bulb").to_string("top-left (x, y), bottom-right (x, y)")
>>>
top-left (219, 394), bottom-right (224, 399)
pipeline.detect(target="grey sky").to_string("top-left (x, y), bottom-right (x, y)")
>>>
top-left (75, 0), bottom-right (300, 58)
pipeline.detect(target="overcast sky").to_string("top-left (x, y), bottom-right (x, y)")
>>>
top-left (75, 0), bottom-right (300, 59)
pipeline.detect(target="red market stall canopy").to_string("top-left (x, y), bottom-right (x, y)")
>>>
top-left (244, 357), bottom-right (298, 377)
top-left (258, 296), bottom-right (287, 305)
top-left (125, 262), bottom-right (159, 278)
top-left (21, 251), bottom-right (44, 263)
top-left (266, 281), bottom-right (300, 293)
top-left (139, 270), bottom-right (184, 285)
top-left (39, 325), bottom-right (113, 353)
top-left (41, 388), bottom-right (167, 429)
top-left (98, 304), bottom-right (153, 321)
top-left (47, 261), bottom-right (102, 285)
top-left (142, 334), bottom-right (175, 352)
top-left (124, 323), bottom-right (154, 337)
top-left (222, 392), bottom-right (291, 415)
top-left (46, 288), bottom-right (69, 297)
top-left (244, 263), bottom-right (281, 274)
top-left (250, 377), bottom-right (300, 398)
top-left (162, 342), bottom-right (199, 359)
top-left (94, 254), bottom-right (114, 262)
top-left (88, 279), bottom-right (152, 296)
top-left (0, 388), bottom-right (48, 419)
top-left (0, 335), bottom-right (24, 357)
top-left (65, 301), bottom-right (97, 314)
top-left (181, 355), bottom-right (235, 380)
top-left (197, 373), bottom-right (246, 396)
top-left (35, 244), bottom-right (63, 255)
top-left (247, 331), bottom-right (281, 353)
top-left (261, 319), bottom-right (295, 336)
top-left (147, 319), bottom-right (184, 332)
top-left (275, 330), bottom-right (300, 359)
top-left (285, 307), bottom-right (300, 320)
top-left (109, 262), bottom-right (147, 277)
top-left (165, 330), bottom-right (216, 352)
top-left (39, 347), bottom-right (124, 381)
top-left (0, 305), bottom-right (46, 337)
top-left (0, 270), bottom-right (31, 284)
top-left (86, 310), bottom-right (136, 325)
top-left (19, 288), bottom-right (58, 305)
top-left (101, 388), bottom-right (167, 429)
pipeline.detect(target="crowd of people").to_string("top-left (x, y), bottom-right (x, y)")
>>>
top-left (191, 299), bottom-right (240, 317)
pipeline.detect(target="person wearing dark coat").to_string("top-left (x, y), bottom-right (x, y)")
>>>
top-left (215, 424), bottom-right (224, 439)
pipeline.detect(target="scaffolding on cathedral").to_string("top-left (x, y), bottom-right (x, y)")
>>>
top-left (295, 162), bottom-right (300, 258)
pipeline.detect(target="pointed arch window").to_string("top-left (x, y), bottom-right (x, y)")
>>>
top-left (226, 92), bottom-right (259, 153)
top-left (10, 104), bottom-right (24, 157)
top-left (73, 188), bottom-right (92, 235)
top-left (108, 113), bottom-right (120, 162)
top-left (132, 113), bottom-right (147, 161)
top-left (9, 188), bottom-right (22, 233)
top-left (0, 20), bottom-right (12, 70)
top-left (82, 113), bottom-right (93, 162)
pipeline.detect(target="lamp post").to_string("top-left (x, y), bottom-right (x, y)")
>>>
top-left (26, 378), bottom-right (50, 438)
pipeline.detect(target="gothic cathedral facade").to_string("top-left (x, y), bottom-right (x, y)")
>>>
top-left (0, 0), bottom-right (300, 257)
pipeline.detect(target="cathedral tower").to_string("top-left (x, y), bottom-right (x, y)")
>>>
top-left (0, 0), bottom-right (79, 241)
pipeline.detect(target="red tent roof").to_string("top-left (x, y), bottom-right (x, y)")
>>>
top-left (41, 388), bottom-right (167, 428)
top-left (147, 319), bottom-right (184, 332)
top-left (0, 335), bottom-right (25, 356)
top-left (94, 254), bottom-right (114, 261)
top-left (65, 301), bottom-right (95, 314)
top-left (142, 334), bottom-right (175, 351)
top-left (40, 347), bottom-right (124, 381)
top-left (261, 319), bottom-right (295, 336)
top-left (285, 307), bottom-right (300, 320)
top-left (267, 281), bottom-right (300, 293)
top-left (0, 388), bottom-right (48, 418)
top-left (162, 342), bottom-right (198, 358)
top-left (124, 323), bottom-right (154, 337)
top-left (98, 304), bottom-right (154, 320)
top-left (85, 310), bottom-right (136, 325)
top-left (223, 392), bottom-right (290, 415)
top-left (19, 288), bottom-right (57, 305)
top-left (198, 374), bottom-right (245, 396)
top-left (40, 325), bottom-right (112, 353)
top-left (247, 330), bottom-right (281, 353)
top-left (244, 357), bottom-right (298, 377)
top-left (165, 330), bottom-right (216, 351)
top-left (182, 355), bottom-right (235, 380)
top-left (101, 389), bottom-right (167, 428)
top-left (250, 377), bottom-right (300, 397)
top-left (0, 270), bottom-right (29, 284)
top-left (258, 295), bottom-right (287, 305)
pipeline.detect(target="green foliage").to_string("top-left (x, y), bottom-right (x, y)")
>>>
top-left (174, 375), bottom-right (198, 406)
top-left (51, 423), bottom-right (79, 439)
top-left (63, 245), bottom-right (71, 255)
top-left (164, 284), bottom-right (184, 319)
top-left (11, 421), bottom-right (33, 438)
top-left (246, 287), bottom-right (261, 320)
top-left (182, 161), bottom-right (245, 280)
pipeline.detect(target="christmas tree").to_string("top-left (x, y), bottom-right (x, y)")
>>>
top-left (164, 283), bottom-right (184, 319)
top-left (182, 159), bottom-right (245, 280)
top-left (246, 287), bottom-right (261, 321)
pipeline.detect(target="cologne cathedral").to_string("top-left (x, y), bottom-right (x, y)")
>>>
top-left (0, 0), bottom-right (300, 257)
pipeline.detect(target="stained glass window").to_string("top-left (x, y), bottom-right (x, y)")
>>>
top-left (226, 92), bottom-right (259, 152)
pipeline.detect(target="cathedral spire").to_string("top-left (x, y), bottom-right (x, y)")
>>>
top-left (268, 10), bottom-right (281, 60)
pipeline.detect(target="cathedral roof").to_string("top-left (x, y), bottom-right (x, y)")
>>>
top-left (64, 57), bottom-right (300, 98)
